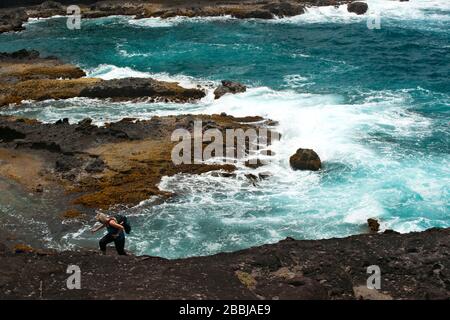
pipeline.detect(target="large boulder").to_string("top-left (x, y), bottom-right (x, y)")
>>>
top-left (214, 80), bottom-right (247, 99)
top-left (0, 49), bottom-right (40, 61)
top-left (367, 218), bottom-right (380, 233)
top-left (289, 148), bottom-right (321, 171)
top-left (347, 2), bottom-right (368, 15)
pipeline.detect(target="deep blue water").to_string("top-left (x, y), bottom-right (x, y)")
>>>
top-left (0, 0), bottom-right (449, 258)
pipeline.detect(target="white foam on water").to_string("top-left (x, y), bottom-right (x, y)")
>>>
top-left (87, 64), bottom-right (153, 80)
top-left (366, 0), bottom-right (450, 20)
top-left (86, 64), bottom-right (217, 90)
top-left (128, 15), bottom-right (236, 28)
top-left (25, 15), bottom-right (65, 25)
top-left (272, 0), bottom-right (450, 25)
top-left (128, 17), bottom-right (177, 28)
top-left (343, 194), bottom-right (385, 224)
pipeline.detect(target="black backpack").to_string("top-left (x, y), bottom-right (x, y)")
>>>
top-left (114, 214), bottom-right (131, 234)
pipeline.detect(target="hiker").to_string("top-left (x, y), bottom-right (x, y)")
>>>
top-left (91, 212), bottom-right (130, 255)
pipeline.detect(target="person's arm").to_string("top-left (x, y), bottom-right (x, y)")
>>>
top-left (109, 220), bottom-right (125, 231)
top-left (91, 223), bottom-right (105, 233)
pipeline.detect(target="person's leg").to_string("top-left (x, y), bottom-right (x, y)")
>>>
top-left (114, 236), bottom-right (126, 255)
top-left (99, 234), bottom-right (114, 254)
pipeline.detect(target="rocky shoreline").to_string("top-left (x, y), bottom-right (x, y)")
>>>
top-left (0, 2), bottom-right (445, 300)
top-left (0, 50), bottom-right (206, 106)
top-left (0, 49), bottom-right (275, 211)
top-left (0, 112), bottom-right (274, 213)
top-left (1, 227), bottom-right (448, 299)
top-left (0, 0), bottom-right (372, 34)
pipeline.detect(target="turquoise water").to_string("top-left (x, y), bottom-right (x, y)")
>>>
top-left (0, 0), bottom-right (449, 258)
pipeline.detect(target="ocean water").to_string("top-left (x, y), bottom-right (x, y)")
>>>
top-left (0, 0), bottom-right (449, 258)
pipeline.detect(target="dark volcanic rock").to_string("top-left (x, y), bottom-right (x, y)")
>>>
top-left (263, 2), bottom-right (305, 17)
top-left (347, 2), bottom-right (368, 15)
top-left (368, 218), bottom-right (380, 233)
top-left (289, 148), bottom-right (321, 171)
top-left (39, 1), bottom-right (63, 10)
top-left (0, 51), bottom-right (206, 107)
top-left (75, 118), bottom-right (94, 132)
top-left (214, 80), bottom-right (247, 99)
top-left (85, 157), bottom-right (105, 173)
top-left (0, 114), bottom-right (268, 211)
top-left (0, 49), bottom-right (40, 61)
top-left (55, 156), bottom-right (76, 172)
top-left (79, 77), bottom-right (206, 102)
top-left (0, 126), bottom-right (26, 142)
top-left (55, 118), bottom-right (69, 125)
top-left (0, 1), bottom-right (360, 34)
top-left (0, 227), bottom-right (448, 299)
top-left (0, 8), bottom-right (27, 33)
top-left (233, 9), bottom-right (274, 19)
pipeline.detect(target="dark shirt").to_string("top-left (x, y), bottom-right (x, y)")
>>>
top-left (106, 219), bottom-right (124, 239)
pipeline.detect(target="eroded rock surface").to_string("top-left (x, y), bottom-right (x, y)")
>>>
top-left (79, 77), bottom-right (205, 102)
top-left (0, 228), bottom-right (448, 299)
top-left (0, 50), bottom-right (205, 106)
top-left (289, 148), bottom-right (321, 171)
top-left (0, 114), bottom-right (274, 212)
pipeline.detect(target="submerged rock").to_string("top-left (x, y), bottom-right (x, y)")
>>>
top-left (289, 148), bottom-right (321, 171)
top-left (347, 2), bottom-right (369, 15)
top-left (214, 80), bottom-right (247, 99)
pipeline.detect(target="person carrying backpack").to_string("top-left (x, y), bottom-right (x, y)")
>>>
top-left (91, 212), bottom-right (131, 255)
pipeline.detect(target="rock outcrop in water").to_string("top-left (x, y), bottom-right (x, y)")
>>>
top-left (0, 1), bottom-right (357, 34)
top-left (0, 113), bottom-right (275, 212)
top-left (0, 50), bottom-right (205, 106)
top-left (0, 227), bottom-right (448, 299)
top-left (347, 2), bottom-right (369, 15)
top-left (289, 148), bottom-right (322, 171)
top-left (79, 77), bottom-right (206, 102)
top-left (214, 80), bottom-right (247, 99)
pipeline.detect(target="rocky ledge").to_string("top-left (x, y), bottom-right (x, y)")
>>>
top-left (0, 227), bottom-right (448, 299)
top-left (0, 50), bottom-right (206, 106)
top-left (0, 113), bottom-right (275, 215)
top-left (0, 0), bottom-right (367, 34)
